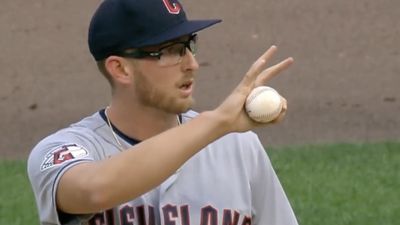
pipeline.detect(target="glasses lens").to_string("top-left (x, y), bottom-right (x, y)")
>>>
top-left (157, 35), bottom-right (198, 67)
top-left (158, 43), bottom-right (185, 66)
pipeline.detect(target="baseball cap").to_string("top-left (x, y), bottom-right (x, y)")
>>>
top-left (88, 0), bottom-right (222, 61)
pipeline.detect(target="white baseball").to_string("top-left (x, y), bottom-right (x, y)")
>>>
top-left (245, 86), bottom-right (283, 123)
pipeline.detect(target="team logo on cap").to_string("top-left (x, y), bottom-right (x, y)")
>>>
top-left (162, 0), bottom-right (181, 14)
top-left (40, 144), bottom-right (89, 171)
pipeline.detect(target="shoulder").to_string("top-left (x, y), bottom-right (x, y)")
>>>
top-left (33, 111), bottom-right (106, 150)
top-left (27, 111), bottom-right (108, 170)
top-left (215, 131), bottom-right (263, 154)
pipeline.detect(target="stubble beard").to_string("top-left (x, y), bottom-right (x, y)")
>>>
top-left (134, 70), bottom-right (194, 114)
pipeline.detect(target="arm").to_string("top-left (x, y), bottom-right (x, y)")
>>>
top-left (57, 46), bottom-right (294, 214)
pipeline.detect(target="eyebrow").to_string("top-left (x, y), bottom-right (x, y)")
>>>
top-left (123, 35), bottom-right (192, 54)
top-left (145, 35), bottom-right (191, 50)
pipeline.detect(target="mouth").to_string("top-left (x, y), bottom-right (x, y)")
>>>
top-left (180, 80), bottom-right (193, 90)
top-left (178, 80), bottom-right (194, 97)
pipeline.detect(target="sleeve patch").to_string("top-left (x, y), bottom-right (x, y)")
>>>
top-left (40, 144), bottom-right (89, 171)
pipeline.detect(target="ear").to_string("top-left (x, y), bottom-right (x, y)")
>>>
top-left (104, 56), bottom-right (133, 85)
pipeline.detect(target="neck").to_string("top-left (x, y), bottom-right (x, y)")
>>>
top-left (105, 102), bottom-right (180, 141)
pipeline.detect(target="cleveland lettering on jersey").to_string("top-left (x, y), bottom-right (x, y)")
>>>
top-left (88, 204), bottom-right (252, 225)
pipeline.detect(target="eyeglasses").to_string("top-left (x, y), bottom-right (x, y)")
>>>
top-left (117, 34), bottom-right (198, 67)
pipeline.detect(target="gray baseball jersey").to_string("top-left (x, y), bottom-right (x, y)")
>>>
top-left (27, 110), bottom-right (298, 225)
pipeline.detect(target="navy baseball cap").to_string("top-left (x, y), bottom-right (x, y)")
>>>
top-left (88, 0), bottom-right (222, 60)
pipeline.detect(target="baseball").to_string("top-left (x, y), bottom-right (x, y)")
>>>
top-left (245, 86), bottom-right (283, 123)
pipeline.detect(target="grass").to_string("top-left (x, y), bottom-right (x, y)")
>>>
top-left (0, 142), bottom-right (399, 225)
top-left (0, 160), bottom-right (38, 224)
top-left (267, 142), bottom-right (400, 225)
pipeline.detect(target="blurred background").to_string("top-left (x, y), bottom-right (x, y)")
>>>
top-left (0, 0), bottom-right (399, 158)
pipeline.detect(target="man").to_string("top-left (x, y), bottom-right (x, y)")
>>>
top-left (28, 0), bottom-right (298, 224)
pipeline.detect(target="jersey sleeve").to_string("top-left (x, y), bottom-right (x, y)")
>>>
top-left (27, 131), bottom-right (98, 224)
top-left (245, 134), bottom-right (299, 225)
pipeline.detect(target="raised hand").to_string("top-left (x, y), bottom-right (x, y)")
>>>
top-left (212, 46), bottom-right (294, 133)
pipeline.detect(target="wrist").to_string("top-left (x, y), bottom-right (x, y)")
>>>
top-left (198, 110), bottom-right (231, 136)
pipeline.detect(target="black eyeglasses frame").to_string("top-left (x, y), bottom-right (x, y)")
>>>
top-left (115, 34), bottom-right (198, 60)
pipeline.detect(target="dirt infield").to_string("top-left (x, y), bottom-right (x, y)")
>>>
top-left (1, 0), bottom-right (399, 159)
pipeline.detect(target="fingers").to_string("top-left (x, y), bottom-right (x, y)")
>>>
top-left (239, 46), bottom-right (278, 89)
top-left (255, 57), bottom-right (294, 86)
top-left (270, 97), bottom-right (287, 124)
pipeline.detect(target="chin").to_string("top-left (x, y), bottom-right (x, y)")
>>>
top-left (173, 98), bottom-right (195, 114)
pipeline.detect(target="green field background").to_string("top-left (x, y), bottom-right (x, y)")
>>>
top-left (1, 142), bottom-right (399, 225)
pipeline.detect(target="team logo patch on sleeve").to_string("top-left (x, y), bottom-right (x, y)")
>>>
top-left (40, 144), bottom-right (89, 171)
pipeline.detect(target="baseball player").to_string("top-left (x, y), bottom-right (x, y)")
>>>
top-left (27, 0), bottom-right (298, 224)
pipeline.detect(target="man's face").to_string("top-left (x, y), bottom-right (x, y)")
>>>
top-left (129, 36), bottom-right (200, 114)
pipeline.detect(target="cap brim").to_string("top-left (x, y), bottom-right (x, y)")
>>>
top-left (135, 19), bottom-right (222, 47)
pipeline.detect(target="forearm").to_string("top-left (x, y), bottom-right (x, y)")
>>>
top-left (58, 111), bottom-right (228, 213)
top-left (101, 112), bottom-right (226, 200)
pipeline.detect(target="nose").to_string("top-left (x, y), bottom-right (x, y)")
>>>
top-left (181, 48), bottom-right (199, 71)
